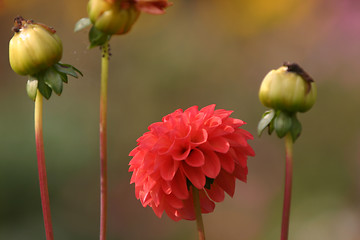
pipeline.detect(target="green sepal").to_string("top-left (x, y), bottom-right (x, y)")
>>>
top-left (54, 62), bottom-right (83, 78)
top-left (25, 62), bottom-right (82, 100)
top-left (26, 77), bottom-right (38, 101)
top-left (37, 78), bottom-right (52, 100)
top-left (74, 18), bottom-right (92, 32)
top-left (290, 114), bottom-right (302, 142)
top-left (274, 111), bottom-right (292, 138)
top-left (89, 25), bottom-right (111, 48)
top-left (59, 72), bottom-right (68, 83)
top-left (42, 67), bottom-right (63, 95)
top-left (257, 109), bottom-right (275, 136)
top-left (268, 115), bottom-right (275, 135)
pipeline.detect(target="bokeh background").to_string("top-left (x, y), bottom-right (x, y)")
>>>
top-left (1, 0), bottom-right (360, 239)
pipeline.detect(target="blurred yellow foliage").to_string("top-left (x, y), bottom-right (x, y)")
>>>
top-left (204, 0), bottom-right (317, 37)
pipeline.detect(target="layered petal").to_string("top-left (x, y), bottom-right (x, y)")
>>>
top-left (129, 104), bottom-right (254, 221)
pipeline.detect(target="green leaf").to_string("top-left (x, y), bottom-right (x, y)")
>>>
top-left (268, 116), bottom-right (275, 135)
top-left (26, 77), bottom-right (38, 101)
top-left (74, 18), bottom-right (92, 32)
top-left (257, 109), bottom-right (275, 136)
top-left (89, 26), bottom-right (111, 48)
top-left (59, 72), bottom-right (68, 83)
top-left (290, 114), bottom-right (302, 142)
top-left (37, 79), bottom-right (52, 99)
top-left (274, 111), bottom-right (292, 138)
top-left (42, 68), bottom-right (63, 95)
top-left (54, 63), bottom-right (82, 78)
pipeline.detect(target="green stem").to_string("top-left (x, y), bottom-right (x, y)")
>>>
top-left (192, 187), bottom-right (205, 240)
top-left (281, 133), bottom-right (293, 240)
top-left (99, 40), bottom-right (109, 240)
top-left (35, 90), bottom-right (54, 240)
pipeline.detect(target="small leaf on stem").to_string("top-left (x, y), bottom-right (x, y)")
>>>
top-left (274, 111), bottom-right (292, 138)
top-left (258, 109), bottom-right (275, 136)
top-left (27, 77), bottom-right (38, 101)
top-left (74, 18), bottom-right (92, 32)
top-left (89, 26), bottom-right (111, 49)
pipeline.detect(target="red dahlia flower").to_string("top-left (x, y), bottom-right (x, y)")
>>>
top-left (129, 104), bottom-right (255, 221)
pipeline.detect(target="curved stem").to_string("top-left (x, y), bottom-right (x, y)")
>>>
top-left (35, 90), bottom-right (54, 240)
top-left (281, 133), bottom-right (293, 240)
top-left (192, 187), bottom-right (205, 240)
top-left (99, 40), bottom-right (109, 240)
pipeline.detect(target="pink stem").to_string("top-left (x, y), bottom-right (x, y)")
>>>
top-left (192, 187), bottom-right (206, 240)
top-left (281, 133), bottom-right (293, 240)
top-left (35, 90), bottom-right (54, 240)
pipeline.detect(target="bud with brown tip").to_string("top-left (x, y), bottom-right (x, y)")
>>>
top-left (9, 16), bottom-right (62, 76)
top-left (258, 63), bottom-right (317, 141)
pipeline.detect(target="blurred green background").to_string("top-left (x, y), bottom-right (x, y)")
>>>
top-left (1, 0), bottom-right (360, 239)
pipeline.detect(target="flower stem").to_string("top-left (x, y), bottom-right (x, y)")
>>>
top-left (99, 40), bottom-right (109, 240)
top-left (34, 90), bottom-right (54, 240)
top-left (192, 187), bottom-right (205, 240)
top-left (281, 133), bottom-right (293, 240)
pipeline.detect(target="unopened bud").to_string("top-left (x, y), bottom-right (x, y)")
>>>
top-left (87, 0), bottom-right (140, 35)
top-left (9, 16), bottom-right (62, 76)
top-left (259, 63), bottom-right (317, 113)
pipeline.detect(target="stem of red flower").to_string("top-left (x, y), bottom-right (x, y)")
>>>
top-left (34, 90), bottom-right (54, 240)
top-left (281, 133), bottom-right (293, 240)
top-left (192, 187), bottom-right (206, 240)
top-left (99, 40), bottom-right (109, 240)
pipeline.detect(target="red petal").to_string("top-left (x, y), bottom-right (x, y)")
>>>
top-left (190, 129), bottom-right (208, 146)
top-left (204, 116), bottom-right (222, 129)
top-left (152, 202), bottom-right (164, 218)
top-left (201, 149), bottom-right (221, 178)
top-left (171, 142), bottom-right (191, 161)
top-left (181, 164), bottom-right (206, 189)
top-left (200, 104), bottom-right (215, 117)
top-left (235, 128), bottom-right (254, 140)
top-left (199, 190), bottom-right (215, 213)
top-left (164, 205), bottom-right (182, 221)
top-left (234, 150), bottom-right (247, 168)
top-left (217, 152), bottom-right (235, 173)
top-left (159, 155), bottom-right (179, 181)
top-left (143, 151), bottom-right (156, 171)
top-left (161, 180), bottom-right (172, 195)
top-left (210, 124), bottom-right (235, 138)
top-left (185, 148), bottom-right (205, 167)
top-left (129, 150), bottom-right (145, 169)
top-left (215, 170), bottom-right (236, 197)
top-left (214, 109), bottom-right (233, 119)
top-left (224, 117), bottom-right (245, 127)
top-left (226, 132), bottom-right (247, 147)
top-left (177, 194), bottom-right (195, 220)
top-left (208, 137), bottom-right (230, 153)
top-left (136, 1), bottom-right (172, 15)
top-left (152, 135), bottom-right (172, 154)
top-left (205, 182), bottom-right (225, 202)
top-left (165, 194), bottom-right (184, 209)
top-left (170, 170), bottom-right (189, 200)
top-left (129, 147), bottom-right (140, 156)
top-left (183, 105), bottom-right (199, 123)
top-left (234, 163), bottom-right (248, 183)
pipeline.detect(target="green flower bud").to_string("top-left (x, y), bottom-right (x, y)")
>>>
top-left (9, 16), bottom-right (63, 76)
top-left (259, 63), bottom-right (317, 113)
top-left (87, 0), bottom-right (140, 35)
